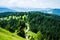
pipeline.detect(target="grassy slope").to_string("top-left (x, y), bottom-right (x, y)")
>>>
top-left (0, 28), bottom-right (26, 40)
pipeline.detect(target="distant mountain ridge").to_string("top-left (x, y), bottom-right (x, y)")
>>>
top-left (0, 7), bottom-right (60, 15)
top-left (0, 7), bottom-right (16, 12)
top-left (12, 8), bottom-right (60, 15)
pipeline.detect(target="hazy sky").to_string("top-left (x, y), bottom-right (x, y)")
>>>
top-left (0, 0), bottom-right (60, 8)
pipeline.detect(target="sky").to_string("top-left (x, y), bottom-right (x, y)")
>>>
top-left (0, 0), bottom-right (60, 8)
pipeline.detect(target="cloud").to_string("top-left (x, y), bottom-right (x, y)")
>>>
top-left (0, 0), bottom-right (60, 8)
top-left (32, 0), bottom-right (37, 2)
top-left (0, 0), bottom-right (18, 7)
top-left (48, 11), bottom-right (53, 14)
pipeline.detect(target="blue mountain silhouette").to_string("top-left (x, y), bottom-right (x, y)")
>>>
top-left (0, 7), bottom-right (16, 12)
top-left (0, 7), bottom-right (60, 15)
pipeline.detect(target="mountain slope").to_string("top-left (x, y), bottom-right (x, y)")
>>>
top-left (0, 28), bottom-right (26, 40)
top-left (0, 12), bottom-right (60, 40)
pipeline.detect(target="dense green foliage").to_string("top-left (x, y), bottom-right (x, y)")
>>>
top-left (0, 12), bottom-right (60, 40)
top-left (28, 12), bottom-right (60, 40)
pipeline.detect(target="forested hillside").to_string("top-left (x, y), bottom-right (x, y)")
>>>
top-left (0, 12), bottom-right (60, 40)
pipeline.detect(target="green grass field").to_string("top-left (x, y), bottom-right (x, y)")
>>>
top-left (0, 28), bottom-right (26, 40)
